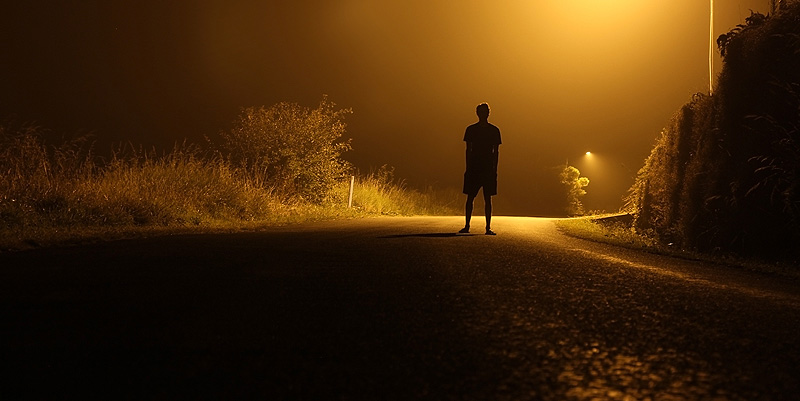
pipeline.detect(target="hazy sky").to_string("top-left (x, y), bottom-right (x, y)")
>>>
top-left (1, 0), bottom-right (770, 215)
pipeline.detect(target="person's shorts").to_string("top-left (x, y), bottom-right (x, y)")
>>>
top-left (463, 170), bottom-right (497, 197)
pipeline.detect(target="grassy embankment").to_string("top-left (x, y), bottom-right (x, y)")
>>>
top-left (556, 214), bottom-right (800, 277)
top-left (0, 125), bottom-right (459, 251)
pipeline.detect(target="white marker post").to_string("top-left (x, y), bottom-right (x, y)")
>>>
top-left (348, 175), bottom-right (355, 208)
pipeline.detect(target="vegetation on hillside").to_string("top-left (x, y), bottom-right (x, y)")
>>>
top-left (626, 3), bottom-right (800, 261)
top-left (0, 99), bottom-right (460, 250)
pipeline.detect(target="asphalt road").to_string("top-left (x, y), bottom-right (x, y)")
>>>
top-left (2, 216), bottom-right (799, 400)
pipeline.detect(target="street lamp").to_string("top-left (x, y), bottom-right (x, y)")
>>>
top-left (710, 0), bottom-right (714, 94)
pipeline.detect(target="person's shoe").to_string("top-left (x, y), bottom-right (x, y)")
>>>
top-left (485, 229), bottom-right (496, 235)
top-left (458, 227), bottom-right (470, 234)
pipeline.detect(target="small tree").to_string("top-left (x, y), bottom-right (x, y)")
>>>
top-left (560, 164), bottom-right (589, 216)
top-left (220, 96), bottom-right (352, 202)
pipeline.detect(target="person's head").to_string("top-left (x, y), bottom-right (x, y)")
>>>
top-left (476, 103), bottom-right (490, 121)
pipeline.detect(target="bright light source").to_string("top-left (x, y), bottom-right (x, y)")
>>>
top-left (585, 151), bottom-right (592, 156)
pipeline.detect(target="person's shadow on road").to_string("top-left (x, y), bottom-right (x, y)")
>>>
top-left (379, 232), bottom-right (475, 239)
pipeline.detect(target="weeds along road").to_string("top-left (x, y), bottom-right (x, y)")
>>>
top-left (2, 216), bottom-right (799, 400)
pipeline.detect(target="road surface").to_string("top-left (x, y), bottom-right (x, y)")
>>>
top-left (2, 216), bottom-right (799, 400)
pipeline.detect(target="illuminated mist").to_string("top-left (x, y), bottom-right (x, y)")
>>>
top-left (1, 0), bottom-right (770, 215)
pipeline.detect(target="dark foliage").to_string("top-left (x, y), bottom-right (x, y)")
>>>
top-left (219, 97), bottom-right (352, 203)
top-left (628, 3), bottom-right (800, 260)
top-left (560, 164), bottom-right (589, 216)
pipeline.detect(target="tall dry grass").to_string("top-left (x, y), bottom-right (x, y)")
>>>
top-left (0, 124), bottom-right (458, 250)
top-left (334, 166), bottom-right (461, 216)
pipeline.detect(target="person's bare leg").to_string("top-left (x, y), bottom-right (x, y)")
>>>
top-left (461, 194), bottom-right (476, 233)
top-left (484, 191), bottom-right (495, 235)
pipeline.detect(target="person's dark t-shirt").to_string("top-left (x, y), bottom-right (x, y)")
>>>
top-left (464, 122), bottom-right (502, 173)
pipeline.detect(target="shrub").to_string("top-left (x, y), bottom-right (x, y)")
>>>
top-left (627, 3), bottom-right (800, 260)
top-left (219, 96), bottom-right (352, 202)
top-left (560, 164), bottom-right (589, 216)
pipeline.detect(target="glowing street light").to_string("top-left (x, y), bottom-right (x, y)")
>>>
top-left (585, 151), bottom-right (592, 156)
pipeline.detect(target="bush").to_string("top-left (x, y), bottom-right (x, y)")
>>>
top-left (627, 3), bottom-right (800, 260)
top-left (219, 96), bottom-right (352, 202)
top-left (560, 164), bottom-right (589, 216)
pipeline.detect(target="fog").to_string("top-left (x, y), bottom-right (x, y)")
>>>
top-left (1, 0), bottom-right (769, 215)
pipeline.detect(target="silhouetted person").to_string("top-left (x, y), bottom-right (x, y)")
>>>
top-left (460, 103), bottom-right (501, 235)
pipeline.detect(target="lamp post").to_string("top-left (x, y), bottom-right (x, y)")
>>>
top-left (709, 0), bottom-right (714, 94)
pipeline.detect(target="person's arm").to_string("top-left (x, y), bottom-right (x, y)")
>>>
top-left (492, 145), bottom-right (499, 173)
top-left (465, 142), bottom-right (473, 169)
top-left (493, 127), bottom-right (501, 173)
